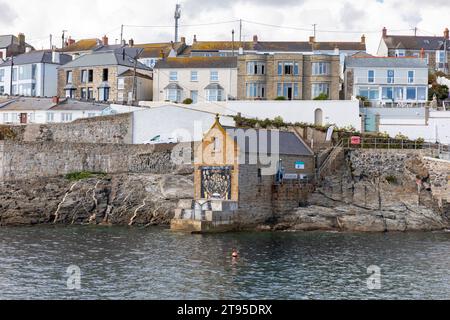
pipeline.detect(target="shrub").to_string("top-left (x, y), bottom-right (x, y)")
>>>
top-left (385, 175), bottom-right (398, 184)
top-left (275, 96), bottom-right (286, 101)
top-left (65, 171), bottom-right (106, 181)
top-left (313, 93), bottom-right (329, 100)
top-left (273, 116), bottom-right (285, 128)
top-left (182, 98), bottom-right (193, 105)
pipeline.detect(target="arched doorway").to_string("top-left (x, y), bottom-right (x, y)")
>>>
top-left (314, 108), bottom-right (323, 126)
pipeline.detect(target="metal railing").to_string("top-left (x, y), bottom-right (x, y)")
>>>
top-left (359, 101), bottom-right (428, 108)
top-left (342, 137), bottom-right (448, 152)
top-left (316, 140), bottom-right (344, 180)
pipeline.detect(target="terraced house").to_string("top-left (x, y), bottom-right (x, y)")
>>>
top-left (377, 27), bottom-right (450, 73)
top-left (57, 50), bottom-right (152, 103)
top-left (237, 53), bottom-right (340, 100)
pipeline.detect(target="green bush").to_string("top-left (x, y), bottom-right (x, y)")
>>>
top-left (313, 93), bottom-right (329, 100)
top-left (275, 96), bottom-right (286, 101)
top-left (65, 171), bottom-right (106, 181)
top-left (385, 175), bottom-right (398, 184)
top-left (182, 98), bottom-right (193, 105)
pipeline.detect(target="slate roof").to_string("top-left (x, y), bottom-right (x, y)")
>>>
top-left (188, 40), bottom-right (365, 53)
top-left (0, 97), bottom-right (57, 111)
top-left (59, 39), bottom-right (101, 53)
top-left (0, 50), bottom-right (72, 67)
top-left (49, 99), bottom-right (108, 111)
top-left (59, 51), bottom-right (151, 70)
top-left (383, 35), bottom-right (450, 51)
top-left (118, 69), bottom-right (153, 80)
top-left (345, 56), bottom-right (428, 68)
top-left (155, 57), bottom-right (237, 69)
top-left (0, 35), bottom-right (15, 48)
top-left (223, 126), bottom-right (313, 156)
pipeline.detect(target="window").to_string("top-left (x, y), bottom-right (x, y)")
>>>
top-left (436, 51), bottom-right (446, 63)
top-left (312, 62), bottom-right (330, 75)
top-left (169, 71), bottom-right (178, 81)
top-left (190, 90), bottom-right (198, 103)
top-left (99, 88), bottom-right (110, 102)
top-left (382, 87), bottom-right (393, 100)
top-left (394, 87), bottom-right (404, 100)
top-left (368, 70), bottom-right (375, 83)
top-left (278, 63), bottom-right (283, 76)
top-left (213, 137), bottom-right (220, 152)
top-left (0, 86), bottom-right (4, 94)
top-left (81, 88), bottom-right (87, 100)
top-left (247, 62), bottom-right (266, 75)
top-left (191, 71), bottom-right (198, 82)
top-left (406, 87), bottom-right (416, 100)
top-left (359, 87), bottom-right (379, 100)
top-left (294, 63), bottom-right (299, 75)
top-left (88, 70), bottom-right (94, 82)
top-left (387, 70), bottom-right (394, 84)
top-left (102, 68), bottom-right (109, 81)
top-left (417, 87), bottom-right (427, 100)
top-left (66, 71), bottom-right (73, 84)
top-left (312, 83), bottom-right (330, 99)
top-left (61, 113), bottom-right (73, 122)
top-left (166, 89), bottom-right (181, 102)
top-left (3, 113), bottom-right (9, 123)
top-left (278, 62), bottom-right (299, 76)
top-left (65, 89), bottom-right (75, 98)
top-left (210, 71), bottom-right (219, 82)
top-left (206, 89), bottom-right (223, 102)
top-left (395, 49), bottom-right (405, 57)
top-left (81, 70), bottom-right (88, 83)
top-left (88, 88), bottom-right (94, 100)
top-left (46, 113), bottom-right (54, 123)
top-left (31, 64), bottom-right (37, 80)
top-left (12, 68), bottom-right (18, 81)
top-left (0, 69), bottom-right (4, 82)
top-left (408, 71), bottom-right (414, 84)
top-left (118, 78), bottom-right (125, 90)
top-left (11, 85), bottom-right (17, 95)
top-left (246, 83), bottom-right (266, 98)
top-left (118, 92), bottom-right (124, 102)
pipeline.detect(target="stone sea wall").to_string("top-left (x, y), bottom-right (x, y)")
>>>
top-left (0, 113), bottom-right (133, 144)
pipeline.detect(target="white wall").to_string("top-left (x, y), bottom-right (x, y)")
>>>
top-left (379, 111), bottom-right (450, 143)
top-left (0, 109), bottom-right (104, 125)
top-left (132, 105), bottom-right (236, 144)
top-left (153, 67), bottom-right (238, 102)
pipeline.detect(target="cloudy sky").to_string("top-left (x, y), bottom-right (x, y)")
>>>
top-left (1, 0), bottom-right (449, 54)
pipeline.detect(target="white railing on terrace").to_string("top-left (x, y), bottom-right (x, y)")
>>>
top-left (355, 77), bottom-right (428, 85)
top-left (360, 101), bottom-right (428, 108)
top-left (342, 137), bottom-right (449, 154)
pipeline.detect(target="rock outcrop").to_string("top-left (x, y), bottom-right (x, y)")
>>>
top-left (0, 173), bottom-right (194, 227)
top-left (269, 150), bottom-right (449, 232)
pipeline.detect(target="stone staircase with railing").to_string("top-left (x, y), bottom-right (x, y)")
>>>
top-left (316, 140), bottom-right (345, 182)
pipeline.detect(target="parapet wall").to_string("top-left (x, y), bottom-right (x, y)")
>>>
top-left (0, 140), bottom-right (192, 182)
top-left (0, 113), bottom-right (133, 144)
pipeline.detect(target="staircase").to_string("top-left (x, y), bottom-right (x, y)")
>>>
top-left (316, 140), bottom-right (344, 182)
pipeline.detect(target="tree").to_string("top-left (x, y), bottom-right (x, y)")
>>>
top-left (428, 84), bottom-right (449, 101)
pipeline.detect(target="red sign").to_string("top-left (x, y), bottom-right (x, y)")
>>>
top-left (351, 136), bottom-right (361, 145)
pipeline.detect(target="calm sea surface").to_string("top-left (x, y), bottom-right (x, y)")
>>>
top-left (0, 226), bottom-right (449, 300)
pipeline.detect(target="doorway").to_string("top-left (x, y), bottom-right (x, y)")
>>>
top-left (20, 113), bottom-right (28, 124)
top-left (314, 109), bottom-right (323, 126)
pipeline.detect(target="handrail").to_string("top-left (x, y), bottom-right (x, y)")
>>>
top-left (341, 138), bottom-right (448, 152)
top-left (316, 140), bottom-right (344, 180)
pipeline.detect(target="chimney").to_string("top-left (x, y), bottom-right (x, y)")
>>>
top-left (52, 51), bottom-right (60, 64)
top-left (361, 34), bottom-right (366, 44)
top-left (309, 36), bottom-right (315, 44)
top-left (67, 36), bottom-right (75, 46)
top-left (170, 41), bottom-right (175, 49)
top-left (253, 35), bottom-right (258, 44)
top-left (420, 48), bottom-right (425, 59)
top-left (18, 33), bottom-right (25, 52)
top-left (129, 38), bottom-right (134, 47)
top-left (193, 35), bottom-right (197, 43)
top-left (102, 35), bottom-right (109, 46)
top-left (382, 27), bottom-right (387, 38)
top-left (52, 96), bottom-right (60, 104)
top-left (180, 36), bottom-right (186, 44)
top-left (159, 49), bottom-right (165, 59)
top-left (444, 28), bottom-right (449, 40)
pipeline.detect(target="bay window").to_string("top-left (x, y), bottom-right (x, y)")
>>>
top-left (312, 83), bottom-right (330, 99)
top-left (382, 87), bottom-right (393, 100)
top-left (312, 62), bottom-right (330, 75)
top-left (246, 83), bottom-right (266, 98)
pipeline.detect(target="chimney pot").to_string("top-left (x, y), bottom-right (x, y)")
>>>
top-left (253, 35), bottom-right (258, 43)
top-left (309, 36), bottom-right (315, 44)
top-left (382, 27), bottom-right (387, 38)
top-left (102, 35), bottom-right (109, 46)
top-left (361, 34), bottom-right (366, 44)
top-left (193, 35), bottom-right (197, 43)
top-left (52, 96), bottom-right (60, 104)
top-left (129, 38), bottom-right (134, 47)
top-left (180, 36), bottom-right (186, 44)
top-left (444, 28), bottom-right (449, 40)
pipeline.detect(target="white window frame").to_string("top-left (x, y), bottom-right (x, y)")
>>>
top-left (210, 71), bottom-right (219, 82)
top-left (190, 71), bottom-right (198, 82)
top-left (169, 71), bottom-right (178, 82)
top-left (407, 70), bottom-right (415, 84)
top-left (46, 112), bottom-right (54, 123)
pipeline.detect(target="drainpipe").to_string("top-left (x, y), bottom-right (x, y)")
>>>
top-left (42, 63), bottom-right (45, 97)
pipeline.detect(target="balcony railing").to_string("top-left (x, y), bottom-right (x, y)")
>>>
top-left (355, 77), bottom-right (428, 85)
top-left (359, 101), bottom-right (429, 108)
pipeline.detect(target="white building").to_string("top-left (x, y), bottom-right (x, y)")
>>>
top-left (152, 57), bottom-right (238, 103)
top-left (344, 56), bottom-right (429, 107)
top-left (0, 97), bottom-right (108, 125)
top-left (140, 100), bottom-right (362, 132)
top-left (0, 51), bottom-right (72, 97)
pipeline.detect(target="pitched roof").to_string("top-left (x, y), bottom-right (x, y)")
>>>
top-left (223, 126), bottom-right (313, 156)
top-left (188, 40), bottom-right (365, 53)
top-left (0, 35), bottom-right (14, 48)
top-left (118, 69), bottom-right (153, 80)
top-left (154, 56), bottom-right (237, 69)
top-left (0, 50), bottom-right (72, 67)
top-left (345, 56), bottom-right (428, 68)
top-left (59, 51), bottom-right (151, 70)
top-left (49, 99), bottom-right (108, 111)
top-left (59, 39), bottom-right (101, 53)
top-left (0, 97), bottom-right (57, 111)
top-left (383, 35), bottom-right (450, 51)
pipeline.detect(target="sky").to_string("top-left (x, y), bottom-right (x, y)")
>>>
top-left (0, 0), bottom-right (449, 54)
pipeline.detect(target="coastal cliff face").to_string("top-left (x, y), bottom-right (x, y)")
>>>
top-left (271, 150), bottom-right (450, 232)
top-left (0, 172), bottom-right (194, 227)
